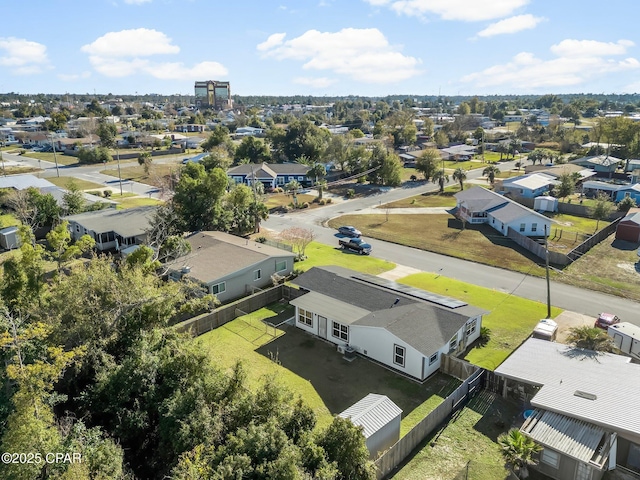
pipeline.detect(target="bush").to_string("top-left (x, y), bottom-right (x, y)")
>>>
top-left (346, 189), bottom-right (355, 199)
top-left (326, 198), bottom-right (332, 204)
top-left (103, 190), bottom-right (112, 198)
top-left (301, 202), bottom-right (309, 208)
top-left (255, 236), bottom-right (267, 243)
top-left (618, 196), bottom-right (637, 213)
top-left (318, 199), bottom-right (326, 205)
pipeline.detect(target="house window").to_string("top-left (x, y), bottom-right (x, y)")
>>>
top-left (429, 352), bottom-right (439, 365)
top-left (449, 335), bottom-right (458, 352)
top-left (519, 223), bottom-right (526, 232)
top-left (491, 218), bottom-right (495, 224)
top-left (297, 176), bottom-right (305, 181)
top-left (276, 176), bottom-right (285, 185)
top-left (275, 260), bottom-right (287, 272)
top-left (466, 319), bottom-right (477, 336)
top-left (332, 321), bottom-right (348, 342)
top-left (540, 448), bottom-right (560, 468)
top-left (532, 223), bottom-right (538, 233)
top-left (298, 308), bottom-right (313, 327)
top-left (211, 282), bottom-right (226, 295)
top-left (393, 344), bottom-right (406, 367)
top-left (253, 269), bottom-right (262, 281)
top-left (75, 224), bottom-right (80, 233)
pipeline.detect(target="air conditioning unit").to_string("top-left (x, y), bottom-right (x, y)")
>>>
top-left (337, 345), bottom-right (346, 354)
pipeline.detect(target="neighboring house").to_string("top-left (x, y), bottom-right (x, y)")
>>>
top-left (175, 124), bottom-right (205, 133)
top-left (495, 338), bottom-right (640, 480)
top-left (581, 181), bottom-right (640, 203)
top-left (168, 231), bottom-right (295, 302)
top-left (63, 206), bottom-right (156, 251)
top-left (570, 155), bottom-right (623, 173)
top-left (526, 164), bottom-right (597, 183)
top-left (454, 187), bottom-right (552, 237)
top-left (235, 126), bottom-right (265, 137)
top-left (440, 144), bottom-right (477, 161)
top-left (500, 173), bottom-right (558, 198)
top-left (227, 163), bottom-right (311, 189)
top-left (289, 266), bottom-right (484, 381)
top-left (615, 209), bottom-right (640, 242)
top-left (339, 394), bottom-right (402, 459)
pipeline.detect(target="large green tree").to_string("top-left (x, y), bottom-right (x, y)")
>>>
top-left (367, 144), bottom-right (402, 187)
top-left (234, 136), bottom-right (271, 164)
top-left (416, 149), bottom-right (441, 181)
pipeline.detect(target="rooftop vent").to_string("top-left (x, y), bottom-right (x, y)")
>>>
top-left (574, 390), bottom-right (597, 401)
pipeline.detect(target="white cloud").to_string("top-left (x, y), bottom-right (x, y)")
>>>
top-left (0, 37), bottom-right (50, 74)
top-left (293, 77), bottom-right (337, 88)
top-left (57, 71), bottom-right (92, 81)
top-left (477, 14), bottom-right (544, 37)
top-left (550, 39), bottom-right (634, 58)
top-left (82, 28), bottom-right (228, 80)
top-left (81, 29), bottom-right (179, 57)
top-left (257, 33), bottom-right (286, 52)
top-left (461, 39), bottom-right (640, 90)
top-left (124, 0), bottom-right (152, 3)
top-left (363, 0), bottom-right (529, 21)
top-left (259, 28), bottom-right (422, 83)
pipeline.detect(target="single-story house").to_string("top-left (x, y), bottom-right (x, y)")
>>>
top-left (495, 338), bottom-right (640, 480)
top-left (440, 144), bottom-right (477, 161)
top-left (570, 155), bottom-right (623, 173)
top-left (455, 187), bottom-right (552, 237)
top-left (168, 231), bottom-right (295, 302)
top-left (63, 206), bottom-right (156, 251)
top-left (500, 173), bottom-right (558, 198)
top-left (289, 266), bottom-right (484, 381)
top-left (581, 181), bottom-right (640, 203)
top-left (227, 162), bottom-right (311, 189)
top-left (235, 126), bottom-right (265, 137)
top-left (615, 209), bottom-right (640, 242)
top-left (175, 124), bottom-right (205, 133)
top-left (339, 394), bottom-right (402, 459)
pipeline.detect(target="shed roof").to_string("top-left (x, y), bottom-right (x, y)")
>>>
top-left (0, 174), bottom-right (55, 190)
top-left (504, 173), bottom-right (558, 190)
top-left (339, 394), bottom-right (402, 439)
top-left (521, 410), bottom-right (606, 465)
top-left (621, 210), bottom-right (640, 225)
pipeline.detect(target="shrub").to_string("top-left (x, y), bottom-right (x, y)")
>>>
top-left (318, 199), bottom-right (326, 205)
top-left (346, 189), bottom-right (355, 199)
top-left (255, 236), bottom-right (267, 243)
top-left (103, 190), bottom-right (112, 198)
top-left (301, 202), bottom-right (309, 209)
top-left (618, 196), bottom-right (637, 212)
top-left (410, 175), bottom-right (417, 181)
top-left (326, 198), bottom-right (332, 204)
top-left (312, 197), bottom-right (320, 203)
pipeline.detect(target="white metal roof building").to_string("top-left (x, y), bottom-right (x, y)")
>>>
top-left (339, 394), bottom-right (402, 458)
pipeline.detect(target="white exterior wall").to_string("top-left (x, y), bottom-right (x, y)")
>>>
top-left (366, 415), bottom-right (401, 459)
top-left (349, 326), bottom-right (426, 380)
top-left (293, 306), bottom-right (320, 337)
top-left (293, 306), bottom-right (347, 347)
top-left (488, 212), bottom-right (550, 236)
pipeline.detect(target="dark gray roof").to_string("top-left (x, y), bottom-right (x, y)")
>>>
top-left (63, 206), bottom-right (156, 238)
top-left (354, 302), bottom-right (473, 356)
top-left (291, 266), bottom-right (418, 311)
top-left (455, 187), bottom-right (507, 212)
top-left (488, 202), bottom-right (537, 223)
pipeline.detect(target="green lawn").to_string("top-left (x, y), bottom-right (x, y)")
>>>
top-left (391, 391), bottom-right (518, 480)
top-left (1, 166), bottom-right (41, 175)
top-left (101, 163), bottom-right (178, 187)
top-left (399, 273), bottom-right (562, 369)
top-left (295, 241), bottom-right (395, 275)
top-left (264, 192), bottom-right (317, 210)
top-left (443, 160), bottom-right (492, 171)
top-left (22, 152), bottom-right (79, 166)
top-left (327, 214), bottom-right (545, 276)
top-left (197, 304), bottom-right (460, 432)
top-left (46, 176), bottom-right (106, 191)
top-left (115, 196), bottom-right (164, 209)
top-left (383, 187), bottom-right (459, 208)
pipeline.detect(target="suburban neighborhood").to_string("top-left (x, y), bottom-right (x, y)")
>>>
top-left (2, 2), bottom-right (640, 479)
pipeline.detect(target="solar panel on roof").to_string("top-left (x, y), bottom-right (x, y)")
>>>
top-left (352, 274), bottom-right (468, 309)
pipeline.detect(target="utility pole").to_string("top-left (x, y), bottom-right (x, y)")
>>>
top-left (544, 224), bottom-right (551, 319)
top-left (116, 146), bottom-right (123, 196)
top-left (1, 140), bottom-right (6, 176)
top-left (50, 133), bottom-right (60, 177)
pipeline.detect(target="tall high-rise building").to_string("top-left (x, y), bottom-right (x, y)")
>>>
top-left (194, 80), bottom-right (232, 110)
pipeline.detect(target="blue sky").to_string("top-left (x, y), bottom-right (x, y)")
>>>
top-left (1, 0), bottom-right (639, 97)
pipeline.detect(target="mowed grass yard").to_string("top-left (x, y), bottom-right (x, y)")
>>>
top-left (198, 303), bottom-right (461, 433)
top-left (391, 391), bottom-right (518, 480)
top-left (46, 176), bottom-right (105, 191)
top-left (264, 192), bottom-right (317, 211)
top-left (562, 235), bottom-right (640, 302)
top-left (399, 273), bottom-right (562, 370)
top-left (101, 163), bottom-right (177, 187)
top-left (383, 187), bottom-right (459, 208)
top-left (327, 214), bottom-right (546, 276)
top-left (545, 213), bottom-right (605, 252)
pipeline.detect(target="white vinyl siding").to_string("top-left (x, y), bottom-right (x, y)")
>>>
top-left (275, 260), bottom-right (287, 272)
top-left (212, 282), bottom-right (226, 295)
top-left (298, 308), bottom-right (313, 327)
top-left (332, 321), bottom-right (348, 342)
top-left (393, 344), bottom-right (405, 367)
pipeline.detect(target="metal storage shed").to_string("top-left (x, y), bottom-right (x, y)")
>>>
top-left (339, 394), bottom-right (402, 459)
top-left (0, 226), bottom-right (21, 250)
top-left (615, 210), bottom-right (640, 243)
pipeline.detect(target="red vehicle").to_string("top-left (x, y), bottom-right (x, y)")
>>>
top-left (594, 313), bottom-right (620, 330)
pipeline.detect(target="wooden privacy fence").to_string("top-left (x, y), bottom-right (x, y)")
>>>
top-left (506, 227), bottom-right (571, 266)
top-left (174, 284), bottom-right (303, 336)
top-left (375, 368), bottom-right (485, 479)
top-left (567, 217), bottom-right (621, 261)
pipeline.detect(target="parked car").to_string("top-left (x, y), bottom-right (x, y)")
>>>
top-left (594, 312), bottom-right (620, 330)
top-left (339, 237), bottom-right (372, 255)
top-left (338, 226), bottom-right (362, 238)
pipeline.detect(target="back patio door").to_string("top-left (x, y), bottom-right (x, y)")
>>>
top-left (318, 316), bottom-right (327, 339)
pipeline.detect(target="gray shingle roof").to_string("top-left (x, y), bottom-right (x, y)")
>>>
top-left (63, 206), bottom-right (156, 238)
top-left (227, 162), bottom-right (310, 177)
top-left (454, 187), bottom-right (507, 212)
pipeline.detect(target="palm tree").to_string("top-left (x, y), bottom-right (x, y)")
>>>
top-left (482, 165), bottom-right (501, 185)
top-left (316, 179), bottom-right (328, 200)
top-left (566, 326), bottom-right (615, 352)
top-left (432, 170), bottom-right (449, 193)
top-left (452, 167), bottom-right (467, 191)
top-left (285, 179), bottom-right (301, 206)
top-left (498, 428), bottom-right (541, 479)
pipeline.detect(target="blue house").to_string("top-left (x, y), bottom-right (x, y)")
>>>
top-left (501, 173), bottom-right (558, 199)
top-left (227, 163), bottom-right (311, 189)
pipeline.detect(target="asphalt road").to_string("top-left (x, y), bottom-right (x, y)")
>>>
top-left (264, 162), bottom-right (640, 325)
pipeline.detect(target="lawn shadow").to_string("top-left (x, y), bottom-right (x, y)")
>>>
top-left (611, 239), bottom-right (640, 251)
top-left (256, 326), bottom-right (455, 418)
top-left (467, 391), bottom-right (520, 443)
